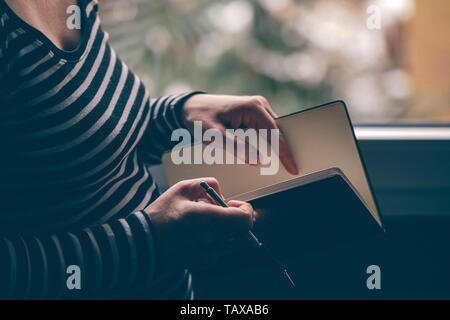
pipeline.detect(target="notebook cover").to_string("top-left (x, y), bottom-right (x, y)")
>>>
top-left (197, 168), bottom-right (383, 276)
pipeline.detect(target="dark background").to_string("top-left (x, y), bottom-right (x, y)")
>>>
top-left (193, 216), bottom-right (450, 299)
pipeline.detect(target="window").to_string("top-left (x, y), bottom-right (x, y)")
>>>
top-left (99, 0), bottom-right (449, 123)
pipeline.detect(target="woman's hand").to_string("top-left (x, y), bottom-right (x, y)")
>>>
top-left (144, 177), bottom-right (254, 273)
top-left (182, 94), bottom-right (299, 175)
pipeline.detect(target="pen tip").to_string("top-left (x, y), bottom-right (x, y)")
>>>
top-left (284, 269), bottom-right (296, 288)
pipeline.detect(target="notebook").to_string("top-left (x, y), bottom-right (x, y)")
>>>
top-left (162, 100), bottom-right (383, 231)
top-left (161, 100), bottom-right (386, 274)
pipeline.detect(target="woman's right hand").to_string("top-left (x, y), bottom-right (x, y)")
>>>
top-left (144, 177), bottom-right (254, 273)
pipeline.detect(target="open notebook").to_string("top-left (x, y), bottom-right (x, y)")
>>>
top-left (162, 100), bottom-right (383, 230)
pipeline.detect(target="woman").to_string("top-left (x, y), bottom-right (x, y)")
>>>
top-left (0, 0), bottom-right (297, 299)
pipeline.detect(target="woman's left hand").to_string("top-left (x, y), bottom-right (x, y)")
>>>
top-left (182, 94), bottom-right (299, 175)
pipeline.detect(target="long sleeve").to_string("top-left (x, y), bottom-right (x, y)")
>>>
top-left (0, 210), bottom-right (156, 299)
top-left (140, 91), bottom-right (205, 164)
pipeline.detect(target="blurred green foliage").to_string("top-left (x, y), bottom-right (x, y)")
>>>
top-left (100, 0), bottom-right (412, 121)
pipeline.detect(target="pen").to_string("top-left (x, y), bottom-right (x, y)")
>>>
top-left (200, 181), bottom-right (296, 288)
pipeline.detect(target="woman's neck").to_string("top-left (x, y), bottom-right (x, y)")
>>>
top-left (5, 0), bottom-right (82, 51)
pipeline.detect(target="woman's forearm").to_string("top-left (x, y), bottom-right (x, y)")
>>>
top-left (0, 210), bottom-right (155, 299)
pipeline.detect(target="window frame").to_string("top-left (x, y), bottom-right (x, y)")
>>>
top-left (355, 124), bottom-right (450, 218)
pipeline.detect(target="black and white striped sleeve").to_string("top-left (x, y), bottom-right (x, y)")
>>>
top-left (140, 91), bottom-right (205, 164)
top-left (0, 210), bottom-right (156, 299)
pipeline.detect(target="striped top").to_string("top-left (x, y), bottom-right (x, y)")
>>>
top-left (0, 0), bottom-right (197, 299)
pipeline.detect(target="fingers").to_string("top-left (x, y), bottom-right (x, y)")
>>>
top-left (263, 103), bottom-right (278, 119)
top-left (227, 199), bottom-right (253, 213)
top-left (202, 122), bottom-right (262, 167)
top-left (201, 96), bottom-right (297, 173)
top-left (191, 199), bottom-right (254, 232)
top-left (175, 178), bottom-right (254, 231)
top-left (176, 177), bottom-right (224, 200)
top-left (227, 200), bottom-right (255, 222)
top-left (277, 131), bottom-right (299, 175)
top-left (252, 105), bottom-right (299, 175)
top-left (203, 120), bottom-right (262, 166)
top-left (184, 199), bottom-right (253, 258)
top-left (223, 130), bottom-right (261, 166)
